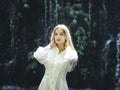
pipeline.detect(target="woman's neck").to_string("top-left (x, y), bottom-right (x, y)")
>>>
top-left (57, 44), bottom-right (65, 53)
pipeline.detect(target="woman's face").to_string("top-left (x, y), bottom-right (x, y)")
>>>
top-left (54, 28), bottom-right (66, 46)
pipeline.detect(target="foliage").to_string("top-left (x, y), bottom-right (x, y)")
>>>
top-left (26, 38), bottom-right (43, 73)
top-left (75, 27), bottom-right (87, 55)
top-left (0, 0), bottom-right (119, 88)
top-left (80, 68), bottom-right (90, 80)
top-left (60, 2), bottom-right (98, 81)
top-left (61, 2), bottom-right (88, 53)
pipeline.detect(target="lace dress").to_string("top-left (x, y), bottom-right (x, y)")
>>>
top-left (33, 45), bottom-right (78, 90)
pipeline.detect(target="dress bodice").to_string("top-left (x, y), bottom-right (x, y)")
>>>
top-left (33, 45), bottom-right (78, 90)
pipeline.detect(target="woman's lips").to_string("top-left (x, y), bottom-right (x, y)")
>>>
top-left (56, 39), bottom-right (61, 41)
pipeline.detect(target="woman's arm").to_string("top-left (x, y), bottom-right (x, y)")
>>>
top-left (64, 46), bottom-right (78, 72)
top-left (33, 45), bottom-right (51, 64)
top-left (64, 46), bottom-right (78, 62)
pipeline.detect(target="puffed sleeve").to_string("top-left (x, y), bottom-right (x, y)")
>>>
top-left (33, 45), bottom-right (51, 64)
top-left (64, 46), bottom-right (78, 72)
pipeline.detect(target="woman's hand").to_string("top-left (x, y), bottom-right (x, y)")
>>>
top-left (50, 39), bottom-right (56, 48)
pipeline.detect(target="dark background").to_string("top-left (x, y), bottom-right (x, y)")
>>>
top-left (0, 0), bottom-right (120, 89)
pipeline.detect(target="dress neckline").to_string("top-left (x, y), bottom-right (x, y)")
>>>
top-left (55, 46), bottom-right (65, 55)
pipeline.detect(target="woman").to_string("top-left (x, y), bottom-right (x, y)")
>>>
top-left (33, 24), bottom-right (78, 90)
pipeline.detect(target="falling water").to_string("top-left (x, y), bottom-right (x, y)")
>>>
top-left (43, 0), bottom-right (58, 44)
top-left (88, 0), bottom-right (91, 39)
top-left (55, 0), bottom-right (58, 24)
top-left (102, 32), bottom-right (120, 90)
top-left (102, 35), bottom-right (114, 73)
top-left (102, 0), bottom-right (107, 38)
top-left (115, 32), bottom-right (120, 90)
top-left (8, 0), bottom-right (18, 84)
top-left (9, 1), bottom-right (16, 60)
top-left (49, 0), bottom-right (52, 24)
top-left (43, 0), bottom-right (48, 44)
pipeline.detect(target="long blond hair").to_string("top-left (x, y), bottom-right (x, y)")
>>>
top-left (50, 24), bottom-right (76, 51)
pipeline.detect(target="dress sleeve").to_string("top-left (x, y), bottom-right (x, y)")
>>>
top-left (64, 46), bottom-right (78, 72)
top-left (64, 46), bottom-right (78, 62)
top-left (33, 45), bottom-right (51, 64)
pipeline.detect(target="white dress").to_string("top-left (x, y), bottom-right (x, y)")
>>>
top-left (33, 45), bottom-right (78, 90)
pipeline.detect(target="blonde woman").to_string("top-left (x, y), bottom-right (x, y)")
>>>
top-left (33, 24), bottom-right (78, 90)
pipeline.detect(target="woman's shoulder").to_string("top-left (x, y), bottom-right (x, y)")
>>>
top-left (65, 46), bottom-right (76, 53)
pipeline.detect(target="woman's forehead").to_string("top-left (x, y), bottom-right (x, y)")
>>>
top-left (55, 28), bottom-right (64, 33)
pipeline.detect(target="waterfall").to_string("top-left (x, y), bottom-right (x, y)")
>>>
top-left (49, 0), bottom-right (52, 24)
top-left (102, 0), bottom-right (107, 41)
top-left (43, 0), bottom-right (58, 44)
top-left (55, 0), bottom-right (58, 24)
top-left (102, 35), bottom-right (114, 73)
top-left (8, 0), bottom-right (18, 84)
top-left (9, 1), bottom-right (16, 59)
top-left (115, 32), bottom-right (120, 90)
top-left (88, 0), bottom-right (91, 39)
top-left (44, 0), bottom-right (48, 44)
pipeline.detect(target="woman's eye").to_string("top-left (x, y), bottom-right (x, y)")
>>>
top-left (54, 32), bottom-right (64, 36)
top-left (54, 33), bottom-right (58, 36)
top-left (60, 33), bottom-right (64, 36)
